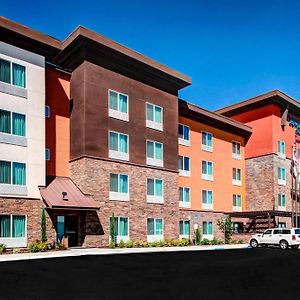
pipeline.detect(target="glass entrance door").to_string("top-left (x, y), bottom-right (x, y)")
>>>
top-left (56, 215), bottom-right (79, 247)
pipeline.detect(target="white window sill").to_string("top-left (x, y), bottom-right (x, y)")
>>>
top-left (202, 234), bottom-right (214, 241)
top-left (0, 81), bottom-right (27, 98)
top-left (0, 237), bottom-right (27, 248)
top-left (278, 206), bottom-right (286, 212)
top-left (202, 174), bottom-right (213, 181)
top-left (232, 206), bottom-right (242, 212)
top-left (201, 145), bottom-right (213, 152)
top-left (278, 179), bottom-right (286, 186)
top-left (109, 192), bottom-right (129, 201)
top-left (277, 153), bottom-right (286, 159)
top-left (146, 120), bottom-right (163, 131)
top-left (147, 195), bottom-right (164, 204)
top-left (179, 201), bottom-right (191, 208)
top-left (0, 184), bottom-right (28, 196)
top-left (146, 157), bottom-right (163, 167)
top-left (232, 180), bottom-right (242, 186)
top-left (109, 150), bottom-right (129, 161)
top-left (0, 132), bottom-right (27, 147)
top-left (147, 235), bottom-right (164, 242)
top-left (179, 170), bottom-right (190, 177)
top-left (109, 109), bottom-right (129, 122)
top-left (232, 153), bottom-right (241, 160)
top-left (179, 234), bottom-right (189, 240)
top-left (178, 138), bottom-right (190, 147)
top-left (202, 203), bottom-right (213, 210)
top-left (109, 236), bottom-right (130, 244)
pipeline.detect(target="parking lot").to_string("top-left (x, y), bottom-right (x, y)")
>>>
top-left (0, 248), bottom-right (299, 299)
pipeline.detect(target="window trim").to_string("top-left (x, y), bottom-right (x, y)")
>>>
top-left (278, 167), bottom-right (286, 186)
top-left (179, 220), bottom-right (190, 239)
top-left (202, 221), bottom-right (213, 239)
top-left (108, 130), bottom-right (129, 161)
top-left (179, 187), bottom-right (191, 208)
top-left (147, 218), bottom-right (164, 242)
top-left (232, 141), bottom-right (241, 160)
top-left (232, 168), bottom-right (242, 186)
top-left (278, 193), bottom-right (286, 211)
top-left (108, 89), bottom-right (129, 122)
top-left (0, 160), bottom-right (27, 186)
top-left (277, 140), bottom-right (286, 159)
top-left (202, 190), bottom-right (213, 210)
top-left (146, 102), bottom-right (163, 131)
top-left (109, 173), bottom-right (129, 201)
top-left (233, 194), bottom-right (242, 212)
top-left (0, 109), bottom-right (26, 138)
top-left (109, 216), bottom-right (130, 243)
top-left (146, 140), bottom-right (163, 167)
top-left (147, 178), bottom-right (164, 204)
top-left (179, 155), bottom-right (190, 177)
top-left (202, 160), bottom-right (213, 181)
top-left (201, 131), bottom-right (213, 152)
top-left (178, 123), bottom-right (190, 146)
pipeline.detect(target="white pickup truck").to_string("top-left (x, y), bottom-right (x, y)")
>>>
top-left (249, 228), bottom-right (300, 250)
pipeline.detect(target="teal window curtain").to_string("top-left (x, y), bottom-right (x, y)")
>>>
top-left (237, 195), bottom-right (241, 207)
top-left (183, 125), bottom-right (189, 140)
top-left (147, 141), bottom-right (154, 158)
top-left (12, 63), bottom-right (26, 88)
top-left (0, 59), bottom-right (11, 84)
top-left (207, 191), bottom-right (213, 204)
top-left (202, 132), bottom-right (207, 145)
top-left (282, 168), bottom-right (286, 180)
top-left (119, 134), bottom-right (128, 153)
top-left (184, 157), bottom-right (189, 171)
top-left (147, 218), bottom-right (154, 235)
top-left (178, 124), bottom-right (184, 139)
top-left (119, 175), bottom-right (128, 193)
top-left (207, 133), bottom-right (212, 146)
top-left (0, 215), bottom-right (11, 237)
top-left (147, 179), bottom-right (155, 196)
top-left (178, 156), bottom-right (183, 170)
top-left (119, 94), bottom-right (128, 113)
top-left (179, 188), bottom-right (183, 201)
top-left (202, 190), bottom-right (207, 203)
top-left (0, 160), bottom-right (11, 184)
top-left (202, 161), bottom-right (206, 174)
top-left (184, 188), bottom-right (190, 202)
top-left (155, 179), bottom-right (162, 196)
top-left (203, 222), bottom-right (208, 235)
top-left (109, 132), bottom-right (118, 151)
top-left (109, 91), bottom-right (118, 110)
top-left (155, 143), bottom-right (162, 160)
top-left (110, 217), bottom-right (119, 236)
top-left (208, 222), bottom-right (213, 235)
top-left (184, 221), bottom-right (190, 235)
top-left (12, 215), bottom-right (25, 237)
top-left (12, 113), bottom-right (25, 136)
top-left (12, 162), bottom-right (26, 185)
top-left (154, 106), bottom-right (162, 123)
top-left (155, 219), bottom-right (163, 235)
top-left (278, 141), bottom-right (285, 154)
top-left (146, 103), bottom-right (153, 121)
top-left (179, 221), bottom-right (184, 235)
top-left (119, 217), bottom-right (128, 236)
top-left (207, 162), bottom-right (212, 175)
top-left (0, 110), bottom-right (11, 134)
top-left (110, 174), bottom-right (118, 192)
top-left (57, 216), bottom-right (65, 242)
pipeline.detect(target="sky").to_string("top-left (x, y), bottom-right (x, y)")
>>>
top-left (2, 0), bottom-right (300, 110)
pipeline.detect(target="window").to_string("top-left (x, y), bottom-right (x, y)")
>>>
top-left (232, 141), bottom-right (241, 159)
top-left (178, 156), bottom-right (190, 177)
top-left (147, 179), bottom-right (163, 203)
top-left (277, 141), bottom-right (285, 159)
top-left (179, 187), bottom-right (190, 208)
top-left (45, 106), bottom-right (50, 118)
top-left (202, 131), bottom-right (213, 152)
top-left (278, 222), bottom-right (286, 228)
top-left (45, 149), bottom-right (50, 161)
top-left (202, 221), bottom-right (213, 237)
top-left (0, 110), bottom-right (26, 137)
top-left (202, 190), bottom-right (213, 209)
top-left (178, 124), bottom-right (190, 146)
top-left (202, 160), bottom-right (213, 181)
top-left (278, 167), bottom-right (286, 185)
top-left (0, 59), bottom-right (26, 88)
top-left (146, 140), bottom-right (163, 167)
top-left (232, 168), bottom-right (242, 186)
top-left (179, 220), bottom-right (190, 238)
top-left (109, 131), bottom-right (129, 161)
top-left (108, 90), bottom-right (129, 121)
top-left (147, 218), bottom-right (163, 242)
top-left (232, 222), bottom-right (243, 233)
top-left (146, 103), bottom-right (163, 131)
top-left (278, 194), bottom-right (286, 211)
top-left (0, 161), bottom-right (26, 186)
top-left (273, 229), bottom-right (282, 235)
top-left (282, 229), bottom-right (291, 234)
top-left (109, 174), bottom-right (129, 201)
top-left (109, 216), bottom-right (129, 243)
top-left (264, 229), bottom-right (272, 235)
top-left (233, 194), bottom-right (242, 211)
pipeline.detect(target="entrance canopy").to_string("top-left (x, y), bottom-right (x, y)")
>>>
top-left (40, 177), bottom-right (100, 210)
top-left (230, 210), bottom-right (291, 218)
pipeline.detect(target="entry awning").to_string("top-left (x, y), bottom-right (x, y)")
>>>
top-left (230, 210), bottom-right (291, 218)
top-left (39, 177), bottom-right (100, 210)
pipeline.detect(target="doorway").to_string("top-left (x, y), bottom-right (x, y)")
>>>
top-left (56, 215), bottom-right (79, 247)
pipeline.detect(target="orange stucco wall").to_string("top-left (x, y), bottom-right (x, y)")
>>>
top-left (179, 116), bottom-right (246, 213)
top-left (46, 67), bottom-right (71, 177)
top-left (231, 104), bottom-right (297, 159)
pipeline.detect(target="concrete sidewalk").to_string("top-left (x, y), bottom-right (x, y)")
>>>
top-left (0, 244), bottom-right (250, 262)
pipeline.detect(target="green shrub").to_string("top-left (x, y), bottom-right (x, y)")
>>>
top-left (142, 241), bottom-right (149, 248)
top-left (164, 239), bottom-right (172, 247)
top-left (201, 238), bottom-right (211, 245)
top-left (231, 239), bottom-right (238, 244)
top-left (0, 243), bottom-right (6, 254)
top-left (41, 208), bottom-right (47, 242)
top-left (195, 228), bottom-right (202, 245)
top-left (238, 239), bottom-right (244, 244)
top-left (210, 239), bottom-right (219, 245)
top-left (170, 239), bottom-right (180, 247)
top-left (56, 241), bottom-right (67, 251)
top-left (125, 240), bottom-right (133, 248)
top-left (118, 240), bottom-right (125, 248)
top-left (179, 238), bottom-right (189, 246)
top-left (149, 241), bottom-right (160, 247)
top-left (109, 240), bottom-right (115, 249)
top-left (158, 240), bottom-right (166, 247)
top-left (133, 240), bottom-right (143, 248)
top-left (12, 248), bottom-right (21, 254)
top-left (28, 241), bottom-right (47, 253)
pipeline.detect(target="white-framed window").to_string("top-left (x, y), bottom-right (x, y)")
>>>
top-left (179, 187), bottom-right (190, 208)
top-left (202, 221), bottom-right (213, 240)
top-left (179, 220), bottom-right (190, 239)
top-left (0, 109), bottom-right (26, 137)
top-left (45, 148), bottom-right (50, 161)
top-left (278, 222), bottom-right (286, 228)
top-left (146, 102), bottom-right (163, 131)
top-left (108, 90), bottom-right (129, 122)
top-left (232, 168), bottom-right (242, 186)
top-left (45, 106), bottom-right (50, 118)
top-left (202, 131), bottom-right (213, 152)
top-left (109, 173), bottom-right (129, 201)
top-left (0, 160), bottom-right (26, 186)
top-left (277, 141), bottom-right (285, 159)
top-left (109, 216), bottom-right (129, 243)
top-left (178, 124), bottom-right (190, 146)
top-left (109, 131), bottom-right (129, 161)
top-left (0, 214), bottom-right (27, 247)
top-left (278, 167), bottom-right (286, 185)
top-left (202, 160), bottom-right (213, 181)
top-left (178, 155), bottom-right (190, 177)
top-left (147, 178), bottom-right (163, 204)
top-left (278, 194), bottom-right (286, 211)
top-left (232, 141), bottom-right (241, 159)
top-left (0, 58), bottom-right (26, 88)
top-left (233, 194), bottom-right (242, 212)
top-left (202, 190), bottom-right (213, 210)
top-left (146, 140), bottom-right (163, 167)
top-left (147, 218), bottom-right (163, 242)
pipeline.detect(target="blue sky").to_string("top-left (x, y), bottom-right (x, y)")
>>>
top-left (2, 0), bottom-right (300, 110)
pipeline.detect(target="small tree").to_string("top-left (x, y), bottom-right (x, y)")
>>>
top-left (195, 228), bottom-right (201, 245)
top-left (41, 208), bottom-right (47, 242)
top-left (110, 212), bottom-right (116, 247)
top-left (217, 215), bottom-right (233, 244)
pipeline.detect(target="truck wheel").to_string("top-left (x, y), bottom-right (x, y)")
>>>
top-left (279, 240), bottom-right (288, 250)
top-left (250, 239), bottom-right (258, 248)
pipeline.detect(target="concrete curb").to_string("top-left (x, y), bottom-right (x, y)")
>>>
top-left (0, 244), bottom-right (249, 262)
